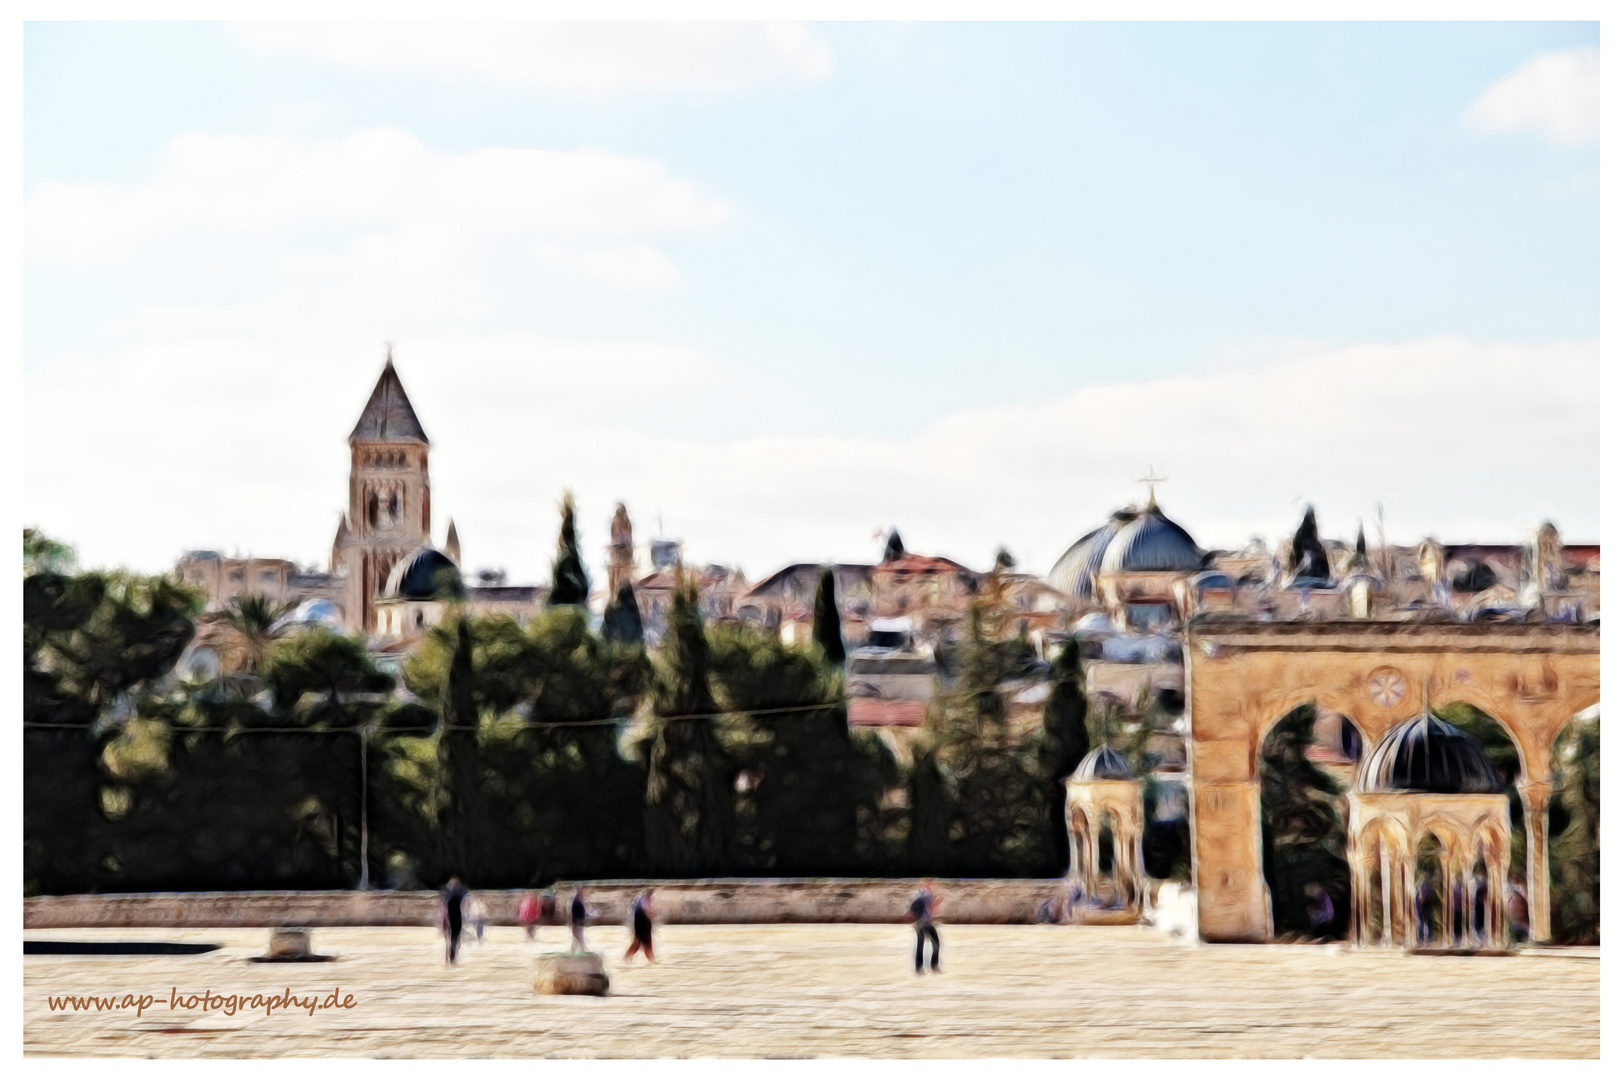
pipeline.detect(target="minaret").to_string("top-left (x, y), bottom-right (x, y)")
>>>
top-left (335, 352), bottom-right (432, 634)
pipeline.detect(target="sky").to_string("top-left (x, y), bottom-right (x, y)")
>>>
top-left (23, 21), bottom-right (1601, 586)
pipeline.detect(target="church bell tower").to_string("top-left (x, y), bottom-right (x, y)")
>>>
top-left (334, 353), bottom-right (432, 634)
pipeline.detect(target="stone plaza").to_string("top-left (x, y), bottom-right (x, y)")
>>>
top-left (25, 924), bottom-right (1598, 1058)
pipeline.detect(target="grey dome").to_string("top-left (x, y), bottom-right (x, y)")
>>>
top-left (1356, 712), bottom-right (1501, 795)
top-left (1098, 505), bottom-right (1204, 574)
top-left (1073, 745), bottom-right (1136, 781)
top-left (383, 547), bottom-right (463, 600)
top-left (1048, 510), bottom-right (1135, 599)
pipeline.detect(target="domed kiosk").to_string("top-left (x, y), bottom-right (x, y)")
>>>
top-left (1064, 746), bottom-right (1147, 921)
top-left (1346, 712), bottom-right (1512, 951)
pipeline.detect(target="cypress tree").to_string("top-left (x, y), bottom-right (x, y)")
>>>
top-left (811, 566), bottom-right (845, 665)
top-left (1259, 704), bottom-right (1349, 938)
top-left (437, 615), bottom-right (484, 881)
top-left (547, 494), bottom-right (589, 606)
top-left (642, 578), bottom-right (733, 875)
top-left (883, 529), bottom-right (905, 563)
top-left (602, 582), bottom-right (645, 647)
top-left (1038, 636), bottom-right (1089, 874)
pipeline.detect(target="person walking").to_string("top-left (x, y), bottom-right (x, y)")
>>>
top-left (624, 889), bottom-right (658, 963)
top-left (467, 892), bottom-right (490, 945)
top-left (519, 891), bottom-right (543, 942)
top-left (569, 887), bottom-right (597, 954)
top-left (909, 880), bottom-right (941, 975)
top-left (441, 876), bottom-right (468, 965)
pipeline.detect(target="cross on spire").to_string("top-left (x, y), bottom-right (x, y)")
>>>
top-left (1135, 465), bottom-right (1167, 509)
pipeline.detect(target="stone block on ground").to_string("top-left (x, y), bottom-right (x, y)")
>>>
top-left (535, 951), bottom-right (609, 996)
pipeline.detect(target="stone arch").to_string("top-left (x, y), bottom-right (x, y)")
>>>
top-left (1431, 690), bottom-right (1532, 780)
top-left (1186, 620), bottom-right (1597, 944)
top-left (1250, 698), bottom-right (1374, 779)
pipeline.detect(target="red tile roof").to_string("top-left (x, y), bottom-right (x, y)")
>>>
top-left (848, 700), bottom-right (926, 727)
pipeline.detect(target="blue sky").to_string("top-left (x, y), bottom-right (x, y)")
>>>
top-left (23, 22), bottom-right (1601, 583)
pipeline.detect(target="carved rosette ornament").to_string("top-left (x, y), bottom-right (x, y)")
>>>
top-left (1367, 667), bottom-right (1408, 709)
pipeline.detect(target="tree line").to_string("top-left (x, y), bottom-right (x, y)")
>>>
top-left (24, 525), bottom-right (1119, 894)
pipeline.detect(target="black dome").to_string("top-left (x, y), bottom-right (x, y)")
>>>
top-left (1099, 505), bottom-right (1204, 574)
top-left (1047, 510), bottom-right (1135, 599)
top-left (1356, 712), bottom-right (1501, 795)
top-left (384, 547), bottom-right (463, 600)
top-left (1073, 745), bottom-right (1136, 781)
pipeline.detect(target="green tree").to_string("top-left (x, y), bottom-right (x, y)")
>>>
top-left (709, 623), bottom-right (881, 873)
top-left (1549, 714), bottom-right (1599, 944)
top-left (547, 493), bottom-right (590, 606)
top-left (222, 593), bottom-right (294, 675)
top-left (915, 575), bottom-right (1045, 875)
top-left (24, 550), bottom-right (200, 894)
top-left (1036, 636), bottom-right (1089, 875)
top-left (602, 582), bottom-right (645, 647)
top-left (811, 566), bottom-right (845, 665)
top-left (640, 577), bottom-right (734, 875)
top-left (1259, 704), bottom-right (1349, 939)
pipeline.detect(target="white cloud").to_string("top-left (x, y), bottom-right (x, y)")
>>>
top-left (1465, 47), bottom-right (1600, 147)
top-left (534, 242), bottom-right (684, 291)
top-left (26, 128), bottom-right (731, 265)
top-left (23, 335), bottom-right (1598, 585)
top-left (229, 22), bottom-right (833, 95)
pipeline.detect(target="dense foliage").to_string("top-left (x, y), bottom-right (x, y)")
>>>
top-left (24, 528), bottom-right (1133, 892)
top-left (1259, 704), bottom-right (1350, 939)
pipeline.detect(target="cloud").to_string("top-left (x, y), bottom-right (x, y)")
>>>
top-left (26, 128), bottom-right (731, 265)
top-left (228, 22), bottom-right (833, 95)
top-left (23, 334), bottom-right (1597, 585)
top-left (1465, 47), bottom-right (1600, 147)
top-left (534, 243), bottom-right (684, 291)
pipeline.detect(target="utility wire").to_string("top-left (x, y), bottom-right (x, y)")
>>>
top-left (21, 698), bottom-right (858, 733)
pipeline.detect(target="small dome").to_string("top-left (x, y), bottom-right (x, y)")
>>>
top-left (1357, 712), bottom-right (1501, 795)
top-left (273, 597), bottom-right (344, 633)
top-left (1098, 505), bottom-right (1203, 574)
top-left (1048, 510), bottom-right (1135, 599)
top-left (1073, 745), bottom-right (1136, 781)
top-left (384, 547), bottom-right (463, 600)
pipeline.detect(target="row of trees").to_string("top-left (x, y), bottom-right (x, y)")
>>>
top-left (25, 528), bottom-right (1113, 894)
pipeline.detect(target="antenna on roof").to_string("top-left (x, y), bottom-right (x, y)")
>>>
top-left (384, 341), bottom-right (394, 366)
top-left (1135, 465), bottom-right (1167, 510)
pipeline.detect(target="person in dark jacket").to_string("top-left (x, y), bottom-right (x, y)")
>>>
top-left (569, 887), bottom-right (597, 954)
top-left (441, 877), bottom-right (468, 965)
top-left (909, 881), bottom-right (941, 975)
top-left (623, 890), bottom-right (658, 963)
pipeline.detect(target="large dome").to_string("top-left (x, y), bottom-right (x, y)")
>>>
top-left (383, 547), bottom-right (463, 600)
top-left (1356, 712), bottom-right (1501, 795)
top-left (1097, 504), bottom-right (1204, 574)
top-left (1072, 745), bottom-right (1136, 781)
top-left (1047, 510), bottom-right (1135, 599)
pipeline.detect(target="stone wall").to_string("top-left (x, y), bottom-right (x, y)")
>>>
top-left (24, 879), bottom-right (1095, 929)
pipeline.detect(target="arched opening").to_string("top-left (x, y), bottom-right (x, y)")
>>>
top-left (1259, 702), bottom-right (1351, 940)
top-left (1432, 702), bottom-right (1526, 900)
top-left (1413, 831), bottom-right (1446, 945)
top-left (1548, 704), bottom-right (1599, 944)
top-left (1469, 848), bottom-right (1491, 947)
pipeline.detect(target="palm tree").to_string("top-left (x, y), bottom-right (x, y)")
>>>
top-left (223, 593), bottom-right (294, 676)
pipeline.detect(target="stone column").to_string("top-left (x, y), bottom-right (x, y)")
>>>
top-left (1189, 779), bottom-right (1269, 942)
top-left (1518, 779), bottom-right (1553, 944)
